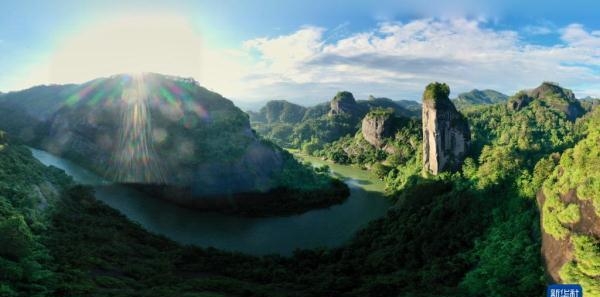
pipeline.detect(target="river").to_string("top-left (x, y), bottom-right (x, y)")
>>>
top-left (30, 148), bottom-right (392, 256)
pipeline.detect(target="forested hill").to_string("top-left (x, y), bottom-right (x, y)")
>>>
top-left (453, 89), bottom-right (508, 108)
top-left (249, 92), bottom-right (419, 149)
top-left (0, 80), bottom-right (598, 296)
top-left (0, 73), bottom-right (349, 216)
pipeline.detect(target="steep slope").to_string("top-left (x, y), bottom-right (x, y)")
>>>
top-left (0, 73), bottom-right (348, 215)
top-left (329, 91), bottom-right (364, 117)
top-left (422, 82), bottom-right (471, 175)
top-left (0, 84), bottom-right (79, 142)
top-left (508, 82), bottom-right (585, 120)
top-left (538, 108), bottom-right (600, 296)
top-left (250, 92), bottom-right (415, 150)
top-left (361, 108), bottom-right (397, 149)
top-left (0, 84), bottom-right (78, 120)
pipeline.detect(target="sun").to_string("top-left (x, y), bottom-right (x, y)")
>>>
top-left (49, 15), bottom-right (204, 83)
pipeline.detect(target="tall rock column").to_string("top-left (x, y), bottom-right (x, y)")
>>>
top-left (422, 82), bottom-right (470, 175)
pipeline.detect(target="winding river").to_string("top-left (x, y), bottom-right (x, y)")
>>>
top-left (30, 148), bottom-right (392, 256)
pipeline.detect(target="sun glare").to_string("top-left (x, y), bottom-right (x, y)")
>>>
top-left (49, 15), bottom-right (204, 83)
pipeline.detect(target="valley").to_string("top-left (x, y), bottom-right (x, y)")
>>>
top-left (2, 3), bottom-right (600, 296)
top-left (29, 147), bottom-right (391, 255)
top-left (0, 75), bottom-right (598, 297)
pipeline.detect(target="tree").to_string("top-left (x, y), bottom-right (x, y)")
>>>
top-left (0, 215), bottom-right (34, 260)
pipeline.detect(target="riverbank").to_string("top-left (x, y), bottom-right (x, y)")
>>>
top-left (289, 149), bottom-right (386, 193)
top-left (30, 147), bottom-right (392, 255)
top-left (124, 179), bottom-right (349, 217)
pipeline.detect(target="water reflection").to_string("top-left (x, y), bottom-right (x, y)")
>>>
top-left (30, 147), bottom-right (391, 255)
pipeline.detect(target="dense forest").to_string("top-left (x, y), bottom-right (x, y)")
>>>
top-left (0, 79), bottom-right (598, 296)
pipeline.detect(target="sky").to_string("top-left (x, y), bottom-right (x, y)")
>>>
top-left (0, 0), bottom-right (599, 105)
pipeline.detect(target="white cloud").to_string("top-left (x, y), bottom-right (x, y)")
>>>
top-left (9, 17), bottom-right (600, 102)
top-left (561, 24), bottom-right (600, 47)
top-left (228, 18), bottom-right (600, 103)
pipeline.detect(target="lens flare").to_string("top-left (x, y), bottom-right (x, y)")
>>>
top-left (110, 74), bottom-right (166, 183)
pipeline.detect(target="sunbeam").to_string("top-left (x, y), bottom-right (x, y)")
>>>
top-left (110, 74), bottom-right (165, 183)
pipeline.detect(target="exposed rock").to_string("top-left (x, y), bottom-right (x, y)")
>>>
top-left (361, 109), bottom-right (396, 148)
top-left (530, 81), bottom-right (575, 100)
top-left (508, 91), bottom-right (533, 111)
top-left (329, 91), bottom-right (361, 117)
top-left (507, 82), bottom-right (585, 120)
top-left (539, 189), bottom-right (600, 283)
top-left (422, 82), bottom-right (470, 175)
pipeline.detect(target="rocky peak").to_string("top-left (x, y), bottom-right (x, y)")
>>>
top-left (507, 91), bottom-right (533, 111)
top-left (508, 82), bottom-right (584, 120)
top-left (361, 108), bottom-right (395, 148)
top-left (422, 82), bottom-right (470, 175)
top-left (530, 82), bottom-right (575, 100)
top-left (329, 91), bottom-right (360, 116)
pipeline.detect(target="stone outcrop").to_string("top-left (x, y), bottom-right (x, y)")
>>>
top-left (361, 109), bottom-right (396, 148)
top-left (507, 82), bottom-right (584, 120)
top-left (507, 91), bottom-right (533, 111)
top-left (329, 91), bottom-right (361, 117)
top-left (422, 82), bottom-right (470, 175)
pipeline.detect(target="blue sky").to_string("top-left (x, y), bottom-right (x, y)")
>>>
top-left (1, 0), bottom-right (599, 104)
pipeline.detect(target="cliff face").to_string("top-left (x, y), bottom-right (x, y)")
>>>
top-left (538, 112), bottom-right (600, 294)
top-left (422, 83), bottom-right (470, 175)
top-left (329, 91), bottom-right (362, 117)
top-left (36, 74), bottom-right (286, 195)
top-left (361, 109), bottom-right (395, 148)
top-left (508, 82), bottom-right (584, 120)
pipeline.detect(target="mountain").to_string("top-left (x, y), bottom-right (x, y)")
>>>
top-left (249, 92), bottom-right (418, 149)
top-left (393, 99), bottom-right (422, 114)
top-left (1, 79), bottom-right (597, 297)
top-left (0, 73), bottom-right (348, 216)
top-left (508, 82), bottom-right (585, 120)
top-left (0, 84), bottom-right (79, 120)
top-left (247, 100), bottom-right (307, 124)
top-left (580, 96), bottom-right (600, 111)
top-left (453, 89), bottom-right (508, 108)
top-left (0, 84), bottom-right (79, 141)
top-left (233, 99), bottom-right (269, 112)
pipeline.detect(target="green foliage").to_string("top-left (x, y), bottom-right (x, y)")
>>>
top-left (538, 108), bottom-right (600, 296)
top-left (0, 82), bottom-right (596, 297)
top-left (454, 89), bottom-right (508, 109)
top-left (301, 138), bottom-right (320, 155)
top-left (571, 235), bottom-right (600, 277)
top-left (249, 100), bottom-right (307, 124)
top-left (557, 203), bottom-right (581, 224)
top-left (461, 205), bottom-right (544, 297)
top-left (542, 193), bottom-right (569, 240)
top-left (423, 82), bottom-right (450, 102)
top-left (371, 163), bottom-right (391, 179)
top-left (0, 216), bottom-right (34, 260)
top-left (559, 261), bottom-right (600, 297)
